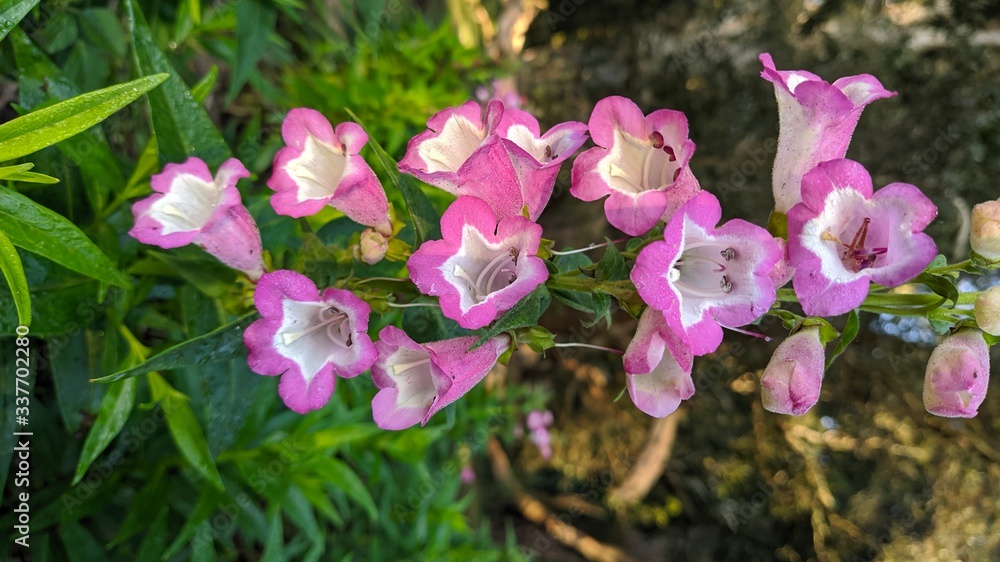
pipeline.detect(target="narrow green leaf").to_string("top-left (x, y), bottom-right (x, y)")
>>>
top-left (0, 170), bottom-right (58, 184)
top-left (72, 378), bottom-right (136, 485)
top-left (0, 74), bottom-right (167, 162)
top-left (0, 229), bottom-right (30, 326)
top-left (148, 372), bottom-right (224, 490)
top-left (162, 486), bottom-right (224, 559)
top-left (0, 186), bottom-right (128, 286)
top-left (58, 520), bottom-right (110, 562)
top-left (11, 29), bottom-right (125, 209)
top-left (0, 163), bottom-right (32, 179)
top-left (49, 330), bottom-right (106, 431)
top-left (229, 0), bottom-right (276, 101)
top-left (260, 507), bottom-right (285, 562)
top-left (92, 313), bottom-right (258, 383)
top-left (916, 272), bottom-right (959, 308)
top-left (191, 66), bottom-right (219, 104)
top-left (79, 8), bottom-right (127, 58)
top-left (472, 286), bottom-right (551, 349)
top-left (311, 457), bottom-right (379, 521)
top-left (136, 508), bottom-right (169, 562)
top-left (345, 108), bottom-right (440, 245)
top-left (126, 0), bottom-right (231, 167)
top-left (826, 310), bottom-right (860, 369)
top-left (0, 0), bottom-right (39, 43)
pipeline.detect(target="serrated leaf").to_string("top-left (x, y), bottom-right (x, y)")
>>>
top-left (148, 372), bottom-right (224, 490)
top-left (0, 185), bottom-right (128, 286)
top-left (0, 0), bottom-right (40, 43)
top-left (0, 229), bottom-right (30, 326)
top-left (91, 313), bottom-right (258, 383)
top-left (71, 377), bottom-right (136, 485)
top-left (0, 73), bottom-right (166, 162)
top-left (472, 286), bottom-right (551, 349)
top-left (229, 0), bottom-right (276, 101)
top-left (826, 309), bottom-right (859, 369)
top-left (126, 0), bottom-right (231, 167)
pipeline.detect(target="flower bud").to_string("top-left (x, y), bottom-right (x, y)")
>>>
top-left (975, 286), bottom-right (1000, 337)
top-left (354, 228), bottom-right (389, 265)
top-left (760, 326), bottom-right (825, 415)
top-left (971, 201), bottom-right (1000, 261)
top-left (923, 330), bottom-right (990, 418)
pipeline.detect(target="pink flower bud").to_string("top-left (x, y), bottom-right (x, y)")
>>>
top-left (971, 201), bottom-right (1000, 261)
top-left (975, 286), bottom-right (1000, 337)
top-left (760, 326), bottom-right (825, 415)
top-left (355, 228), bottom-right (389, 265)
top-left (923, 330), bottom-right (990, 418)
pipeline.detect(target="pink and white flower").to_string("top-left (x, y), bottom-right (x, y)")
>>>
top-left (370, 326), bottom-right (509, 429)
top-left (570, 96), bottom-right (700, 236)
top-left (760, 326), bottom-right (825, 415)
top-left (407, 196), bottom-right (548, 330)
top-left (622, 308), bottom-right (695, 417)
top-left (787, 159), bottom-right (938, 317)
top-left (244, 270), bottom-right (377, 414)
top-left (130, 157), bottom-right (265, 280)
top-left (923, 330), bottom-right (990, 418)
top-left (398, 100), bottom-right (587, 220)
top-left (268, 108), bottom-right (392, 235)
top-left (631, 191), bottom-right (781, 356)
top-left (760, 53), bottom-right (895, 213)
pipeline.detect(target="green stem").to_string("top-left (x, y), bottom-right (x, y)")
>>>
top-left (927, 259), bottom-right (974, 275)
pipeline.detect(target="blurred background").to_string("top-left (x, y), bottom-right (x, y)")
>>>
top-left (2, 0), bottom-right (1000, 560)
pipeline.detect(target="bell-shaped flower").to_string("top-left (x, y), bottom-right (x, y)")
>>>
top-left (570, 95), bottom-right (700, 236)
top-left (399, 100), bottom-right (587, 220)
top-left (407, 196), bottom-right (548, 330)
top-left (370, 326), bottom-right (509, 429)
top-left (975, 286), bottom-right (1000, 337)
top-left (631, 191), bottom-right (781, 356)
top-left (760, 53), bottom-right (895, 214)
top-left (243, 270), bottom-right (378, 414)
top-left (130, 157), bottom-right (265, 280)
top-left (268, 108), bottom-right (392, 235)
top-left (622, 308), bottom-right (695, 417)
top-left (787, 159), bottom-right (937, 317)
top-left (923, 330), bottom-right (990, 418)
top-left (971, 200), bottom-right (1000, 261)
top-left (760, 326), bottom-right (825, 415)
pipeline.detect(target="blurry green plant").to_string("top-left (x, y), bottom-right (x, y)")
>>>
top-left (0, 0), bottom-right (525, 559)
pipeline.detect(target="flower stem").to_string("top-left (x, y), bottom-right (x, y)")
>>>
top-left (386, 302), bottom-right (439, 308)
top-left (552, 342), bottom-right (624, 355)
top-left (550, 238), bottom-right (627, 256)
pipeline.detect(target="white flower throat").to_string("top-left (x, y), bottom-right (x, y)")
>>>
top-left (670, 241), bottom-right (736, 297)
top-left (453, 248), bottom-right (519, 303)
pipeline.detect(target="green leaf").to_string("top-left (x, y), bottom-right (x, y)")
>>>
top-left (0, 0), bottom-right (39, 43)
top-left (162, 486), bottom-right (224, 559)
top-left (345, 108), bottom-right (440, 246)
top-left (595, 239), bottom-right (628, 281)
top-left (310, 457), bottom-right (379, 521)
top-left (126, 0), bottom-right (231, 167)
top-left (229, 0), bottom-right (276, 101)
top-left (79, 8), bottom-right (127, 58)
top-left (261, 507), bottom-right (286, 562)
top-left (92, 314), bottom-right (258, 383)
top-left (148, 372), bottom-right (224, 490)
top-left (0, 163), bottom-right (57, 184)
top-left (11, 30), bottom-right (126, 209)
top-left (191, 66), bottom-right (219, 104)
top-left (0, 74), bottom-right (167, 162)
top-left (71, 377), bottom-right (136, 485)
top-left (472, 286), bottom-right (551, 349)
top-left (0, 229), bottom-right (30, 326)
top-left (0, 186), bottom-right (128, 286)
top-left (58, 520), bottom-right (110, 562)
top-left (135, 507), bottom-right (169, 562)
top-left (49, 330), bottom-right (107, 431)
top-left (826, 309), bottom-right (859, 369)
top-left (916, 272), bottom-right (959, 308)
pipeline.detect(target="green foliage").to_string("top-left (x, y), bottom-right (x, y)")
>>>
top-left (0, 1), bottom-right (523, 560)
